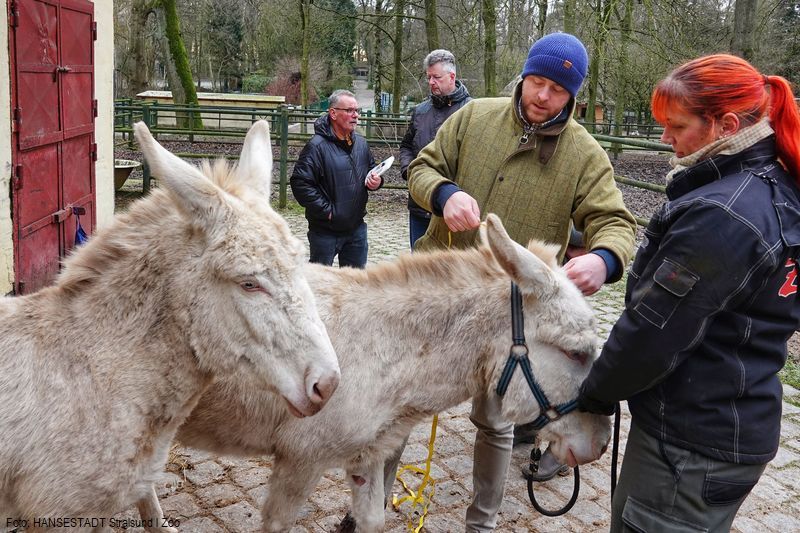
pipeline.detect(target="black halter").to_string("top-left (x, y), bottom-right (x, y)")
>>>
top-left (495, 281), bottom-right (584, 516)
top-left (495, 282), bottom-right (578, 428)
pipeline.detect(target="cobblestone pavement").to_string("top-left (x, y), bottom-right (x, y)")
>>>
top-left (110, 193), bottom-right (800, 533)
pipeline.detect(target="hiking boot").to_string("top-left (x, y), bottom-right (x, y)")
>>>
top-left (334, 512), bottom-right (357, 533)
top-left (521, 447), bottom-right (570, 482)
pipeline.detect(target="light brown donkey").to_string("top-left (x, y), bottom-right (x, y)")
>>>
top-left (0, 121), bottom-right (339, 531)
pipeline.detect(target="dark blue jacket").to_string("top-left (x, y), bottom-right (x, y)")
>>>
top-left (399, 80), bottom-right (471, 217)
top-left (580, 138), bottom-right (800, 464)
top-left (291, 115), bottom-right (377, 234)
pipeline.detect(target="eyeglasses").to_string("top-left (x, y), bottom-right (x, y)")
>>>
top-left (332, 107), bottom-right (360, 115)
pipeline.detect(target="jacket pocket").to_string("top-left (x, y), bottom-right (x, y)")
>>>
top-left (702, 475), bottom-right (759, 507)
top-left (633, 258), bottom-right (699, 329)
top-left (621, 497), bottom-right (708, 533)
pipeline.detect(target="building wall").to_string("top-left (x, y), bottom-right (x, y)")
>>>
top-left (95, 1), bottom-right (114, 228)
top-left (0, 0), bottom-right (114, 295)
top-left (0, 3), bottom-right (12, 294)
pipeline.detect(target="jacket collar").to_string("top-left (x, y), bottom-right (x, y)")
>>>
top-left (315, 114), bottom-right (354, 147)
top-left (511, 79), bottom-right (574, 139)
top-left (430, 80), bottom-right (471, 109)
top-left (666, 137), bottom-right (779, 200)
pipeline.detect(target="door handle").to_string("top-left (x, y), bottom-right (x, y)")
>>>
top-left (52, 205), bottom-right (85, 223)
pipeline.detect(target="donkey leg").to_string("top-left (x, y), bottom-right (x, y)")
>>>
top-left (348, 462), bottom-right (386, 533)
top-left (260, 459), bottom-right (323, 533)
top-left (136, 485), bottom-right (178, 533)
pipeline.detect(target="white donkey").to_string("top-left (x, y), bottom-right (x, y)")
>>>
top-left (0, 121), bottom-right (340, 530)
top-left (143, 214), bottom-right (610, 532)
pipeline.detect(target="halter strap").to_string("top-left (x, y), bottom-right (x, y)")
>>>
top-left (496, 282), bottom-right (578, 429)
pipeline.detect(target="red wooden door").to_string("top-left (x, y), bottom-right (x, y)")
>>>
top-left (9, 0), bottom-right (96, 294)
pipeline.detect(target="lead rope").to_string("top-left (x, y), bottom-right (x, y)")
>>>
top-left (392, 231), bottom-right (454, 532)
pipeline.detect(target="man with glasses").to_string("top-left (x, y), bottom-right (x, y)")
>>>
top-left (291, 89), bottom-right (382, 268)
top-left (399, 49), bottom-right (471, 248)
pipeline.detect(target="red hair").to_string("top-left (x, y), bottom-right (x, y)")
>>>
top-left (651, 54), bottom-right (800, 183)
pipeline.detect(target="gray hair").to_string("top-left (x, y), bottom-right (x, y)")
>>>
top-left (423, 49), bottom-right (456, 74)
top-left (329, 89), bottom-right (356, 108)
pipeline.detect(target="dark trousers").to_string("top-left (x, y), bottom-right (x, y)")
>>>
top-left (307, 222), bottom-right (368, 268)
top-left (409, 212), bottom-right (430, 249)
top-left (611, 420), bottom-right (766, 532)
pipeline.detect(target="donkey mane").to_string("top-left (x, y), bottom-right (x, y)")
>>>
top-left (357, 239), bottom-right (559, 288)
top-left (200, 158), bottom-right (247, 196)
top-left (57, 189), bottom-right (181, 293)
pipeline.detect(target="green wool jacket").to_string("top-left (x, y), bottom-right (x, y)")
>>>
top-left (407, 82), bottom-right (636, 278)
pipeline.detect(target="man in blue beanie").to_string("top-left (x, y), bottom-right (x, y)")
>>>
top-left (403, 32), bottom-right (635, 532)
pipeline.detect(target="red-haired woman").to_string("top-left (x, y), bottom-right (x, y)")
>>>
top-left (578, 54), bottom-right (800, 531)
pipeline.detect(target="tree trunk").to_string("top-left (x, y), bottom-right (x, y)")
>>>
top-left (300, 0), bottom-right (311, 108)
top-left (129, 0), bottom-right (158, 97)
top-left (731, 0), bottom-right (759, 60)
top-left (155, 7), bottom-right (183, 101)
top-left (373, 0), bottom-right (384, 111)
top-left (536, 0), bottom-right (548, 39)
top-left (424, 0), bottom-right (440, 50)
top-left (585, 0), bottom-right (613, 133)
top-left (612, 0), bottom-right (634, 156)
top-left (392, 0), bottom-right (404, 113)
top-left (563, 0), bottom-right (577, 34)
top-left (481, 0), bottom-right (497, 96)
top-left (158, 0), bottom-right (201, 128)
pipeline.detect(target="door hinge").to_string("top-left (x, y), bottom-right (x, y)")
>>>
top-left (90, 143), bottom-right (98, 162)
top-left (93, 99), bottom-right (98, 118)
top-left (92, 21), bottom-right (97, 41)
top-left (12, 165), bottom-right (23, 190)
top-left (12, 108), bottom-right (21, 133)
top-left (9, 2), bottom-right (19, 28)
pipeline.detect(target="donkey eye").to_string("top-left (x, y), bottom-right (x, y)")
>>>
top-left (563, 350), bottom-right (589, 365)
top-left (239, 280), bottom-right (263, 292)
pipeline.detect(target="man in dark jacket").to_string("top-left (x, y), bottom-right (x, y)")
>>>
top-left (291, 89), bottom-right (382, 268)
top-left (399, 49), bottom-right (471, 248)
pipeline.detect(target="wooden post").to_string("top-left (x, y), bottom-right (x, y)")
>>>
top-left (279, 106), bottom-right (289, 209)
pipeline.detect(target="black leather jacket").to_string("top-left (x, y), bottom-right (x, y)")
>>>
top-left (399, 80), bottom-right (471, 217)
top-left (291, 115), bottom-right (377, 234)
top-left (580, 138), bottom-right (800, 464)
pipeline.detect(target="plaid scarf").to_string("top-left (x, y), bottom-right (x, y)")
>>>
top-left (666, 118), bottom-right (774, 183)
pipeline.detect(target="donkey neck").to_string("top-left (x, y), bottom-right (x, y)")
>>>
top-left (307, 250), bottom-right (516, 414)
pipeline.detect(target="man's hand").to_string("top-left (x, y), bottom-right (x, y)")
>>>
top-left (443, 191), bottom-right (481, 232)
top-left (365, 171), bottom-right (381, 191)
top-left (563, 253), bottom-right (607, 296)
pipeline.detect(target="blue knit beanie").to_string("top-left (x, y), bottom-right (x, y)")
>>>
top-left (521, 33), bottom-right (588, 97)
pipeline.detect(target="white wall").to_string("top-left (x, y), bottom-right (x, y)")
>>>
top-left (0, 4), bottom-right (13, 294)
top-left (94, 0), bottom-right (115, 228)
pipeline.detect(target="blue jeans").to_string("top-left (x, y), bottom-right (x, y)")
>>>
top-left (409, 212), bottom-right (430, 249)
top-left (307, 222), bottom-right (368, 268)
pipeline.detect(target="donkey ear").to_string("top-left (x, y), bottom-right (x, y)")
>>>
top-left (235, 120), bottom-right (273, 198)
top-left (484, 213), bottom-right (559, 299)
top-left (134, 122), bottom-right (226, 217)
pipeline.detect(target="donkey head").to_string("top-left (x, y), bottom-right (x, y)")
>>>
top-left (482, 214), bottom-right (610, 467)
top-left (134, 121), bottom-right (340, 417)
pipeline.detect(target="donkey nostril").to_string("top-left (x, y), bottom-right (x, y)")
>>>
top-left (312, 383), bottom-right (322, 401)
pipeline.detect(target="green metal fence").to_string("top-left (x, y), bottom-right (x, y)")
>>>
top-left (114, 100), bottom-right (672, 216)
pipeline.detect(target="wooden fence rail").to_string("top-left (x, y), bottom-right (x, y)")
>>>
top-left (114, 101), bottom-right (672, 224)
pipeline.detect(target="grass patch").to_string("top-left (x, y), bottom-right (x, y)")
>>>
top-left (274, 200), bottom-right (305, 216)
top-left (780, 359), bottom-right (800, 392)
